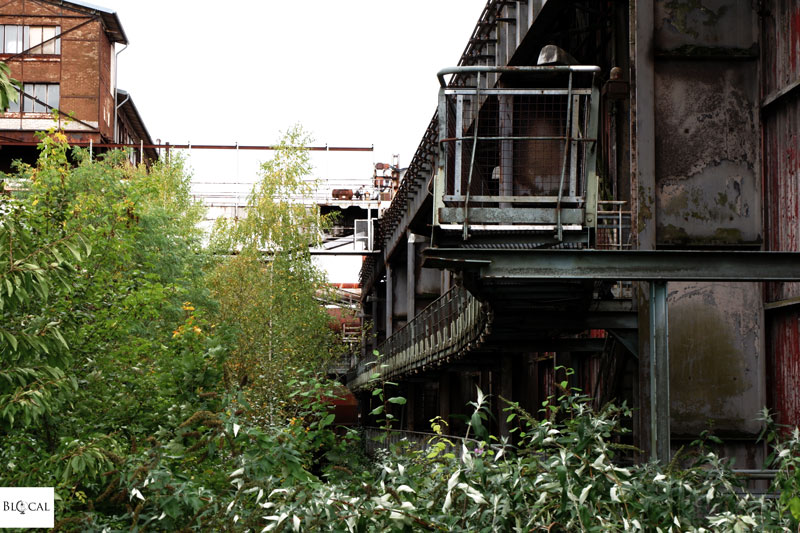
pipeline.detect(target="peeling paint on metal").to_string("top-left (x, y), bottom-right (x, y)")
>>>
top-left (762, 0), bottom-right (800, 95)
top-left (637, 184), bottom-right (654, 234)
top-left (763, 0), bottom-right (800, 431)
top-left (763, 6), bottom-right (800, 301)
top-left (767, 311), bottom-right (800, 431)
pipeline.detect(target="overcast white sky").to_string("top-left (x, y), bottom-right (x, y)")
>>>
top-left (97, 0), bottom-right (487, 188)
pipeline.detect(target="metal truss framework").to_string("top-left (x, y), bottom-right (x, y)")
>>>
top-left (422, 247), bottom-right (800, 462)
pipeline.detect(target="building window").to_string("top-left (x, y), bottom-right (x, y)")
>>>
top-left (0, 25), bottom-right (61, 55)
top-left (7, 83), bottom-right (59, 113)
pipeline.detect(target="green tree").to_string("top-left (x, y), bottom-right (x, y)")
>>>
top-left (0, 129), bottom-right (227, 523)
top-left (208, 125), bottom-right (339, 418)
top-left (0, 61), bottom-right (20, 111)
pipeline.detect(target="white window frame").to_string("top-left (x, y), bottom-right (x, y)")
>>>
top-left (7, 83), bottom-right (59, 114)
top-left (0, 25), bottom-right (61, 55)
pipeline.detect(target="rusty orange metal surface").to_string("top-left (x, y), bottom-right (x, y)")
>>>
top-left (767, 312), bottom-right (800, 429)
top-left (763, 0), bottom-right (800, 429)
top-left (762, 0), bottom-right (800, 98)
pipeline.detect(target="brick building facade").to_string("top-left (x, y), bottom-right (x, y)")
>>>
top-left (0, 0), bottom-right (155, 169)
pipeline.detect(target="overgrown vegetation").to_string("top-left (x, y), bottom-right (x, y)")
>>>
top-left (1, 128), bottom-right (799, 532)
top-left (207, 125), bottom-right (340, 418)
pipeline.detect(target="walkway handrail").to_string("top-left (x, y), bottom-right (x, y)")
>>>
top-left (437, 65), bottom-right (601, 87)
top-left (349, 286), bottom-right (489, 390)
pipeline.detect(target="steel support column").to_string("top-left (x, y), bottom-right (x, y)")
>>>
top-left (407, 234), bottom-right (416, 319)
top-left (385, 264), bottom-right (393, 337)
top-left (649, 281), bottom-right (669, 463)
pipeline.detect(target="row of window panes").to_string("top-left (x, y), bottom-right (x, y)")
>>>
top-left (6, 83), bottom-right (59, 113)
top-left (1, 25), bottom-right (61, 54)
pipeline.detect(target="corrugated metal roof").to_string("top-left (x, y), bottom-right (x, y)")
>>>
top-left (42, 0), bottom-right (128, 44)
top-left (59, 0), bottom-right (115, 14)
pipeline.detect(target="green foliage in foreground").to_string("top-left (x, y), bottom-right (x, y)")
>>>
top-left (2, 128), bottom-right (800, 532)
top-left (207, 387), bottom-right (800, 533)
top-left (0, 61), bottom-right (20, 111)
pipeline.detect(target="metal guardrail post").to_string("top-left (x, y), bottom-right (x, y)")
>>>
top-left (584, 82), bottom-right (601, 234)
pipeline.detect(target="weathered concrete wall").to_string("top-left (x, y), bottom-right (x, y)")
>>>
top-left (654, 61), bottom-right (760, 245)
top-left (655, 0), bottom-right (757, 50)
top-left (653, 0), bottom-right (760, 246)
top-left (652, 2), bottom-right (767, 440)
top-left (669, 282), bottom-right (764, 436)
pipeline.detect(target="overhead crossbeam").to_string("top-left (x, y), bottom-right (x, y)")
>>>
top-left (423, 246), bottom-right (800, 464)
top-left (422, 249), bottom-right (800, 281)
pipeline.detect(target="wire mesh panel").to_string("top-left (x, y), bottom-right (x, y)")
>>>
top-left (435, 67), bottom-right (599, 240)
top-left (443, 89), bottom-right (592, 204)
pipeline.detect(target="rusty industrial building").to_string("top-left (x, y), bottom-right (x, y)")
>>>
top-left (347, 0), bottom-right (800, 468)
top-left (0, 0), bottom-right (155, 170)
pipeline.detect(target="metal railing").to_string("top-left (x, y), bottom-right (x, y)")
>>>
top-left (349, 286), bottom-right (488, 390)
top-left (434, 65), bottom-right (601, 240)
top-left (596, 200), bottom-right (633, 298)
top-left (596, 200), bottom-right (632, 250)
top-left (363, 428), bottom-right (483, 458)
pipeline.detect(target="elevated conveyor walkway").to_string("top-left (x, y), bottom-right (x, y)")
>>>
top-left (349, 286), bottom-right (489, 390)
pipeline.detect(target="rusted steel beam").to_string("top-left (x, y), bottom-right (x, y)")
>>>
top-left (0, 141), bottom-right (373, 151)
top-left (422, 249), bottom-right (800, 281)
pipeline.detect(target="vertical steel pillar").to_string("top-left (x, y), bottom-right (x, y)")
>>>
top-left (632, 0), bottom-right (657, 461)
top-left (385, 264), bottom-right (394, 337)
top-left (367, 207), bottom-right (373, 251)
top-left (649, 280), bottom-right (670, 463)
top-left (407, 234), bottom-right (416, 320)
top-left (371, 295), bottom-right (379, 354)
top-left (455, 95), bottom-right (464, 197)
top-left (433, 87), bottom-right (447, 236)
